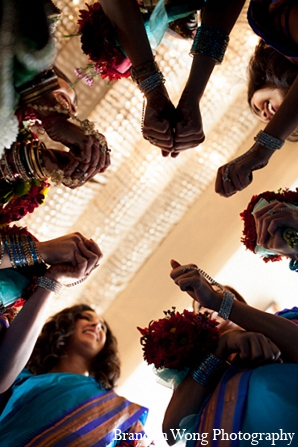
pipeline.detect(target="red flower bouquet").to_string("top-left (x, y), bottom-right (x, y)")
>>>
top-left (75, 2), bottom-right (131, 84)
top-left (137, 308), bottom-right (220, 371)
top-left (0, 178), bottom-right (49, 226)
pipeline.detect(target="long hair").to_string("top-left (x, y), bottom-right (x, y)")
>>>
top-left (247, 40), bottom-right (298, 105)
top-left (27, 304), bottom-right (120, 389)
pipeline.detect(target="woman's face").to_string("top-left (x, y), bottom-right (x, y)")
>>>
top-left (250, 87), bottom-right (286, 123)
top-left (68, 310), bottom-right (107, 358)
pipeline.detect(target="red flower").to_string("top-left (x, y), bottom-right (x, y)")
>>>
top-left (137, 309), bottom-right (220, 371)
top-left (76, 3), bottom-right (131, 83)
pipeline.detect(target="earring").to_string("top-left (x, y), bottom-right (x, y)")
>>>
top-left (289, 259), bottom-right (298, 272)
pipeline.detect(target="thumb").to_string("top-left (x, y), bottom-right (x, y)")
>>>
top-left (171, 259), bottom-right (181, 269)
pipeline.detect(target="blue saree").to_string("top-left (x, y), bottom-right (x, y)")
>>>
top-left (0, 370), bottom-right (148, 447)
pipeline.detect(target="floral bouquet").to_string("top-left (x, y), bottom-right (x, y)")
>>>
top-left (137, 308), bottom-right (220, 373)
top-left (74, 2), bottom-right (131, 84)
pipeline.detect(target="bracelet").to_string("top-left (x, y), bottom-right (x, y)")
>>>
top-left (190, 354), bottom-right (226, 387)
top-left (137, 71), bottom-right (165, 96)
top-left (190, 25), bottom-right (229, 64)
top-left (130, 60), bottom-right (160, 83)
top-left (18, 69), bottom-right (60, 105)
top-left (218, 289), bottom-right (234, 320)
top-left (254, 130), bottom-right (285, 151)
top-left (36, 276), bottom-right (63, 294)
top-left (3, 234), bottom-right (45, 268)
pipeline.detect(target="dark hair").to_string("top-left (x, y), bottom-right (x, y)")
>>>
top-left (53, 65), bottom-right (78, 106)
top-left (247, 40), bottom-right (298, 106)
top-left (27, 304), bottom-right (120, 389)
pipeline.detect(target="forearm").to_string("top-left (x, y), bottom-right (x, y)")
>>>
top-left (0, 287), bottom-right (53, 393)
top-left (163, 375), bottom-right (210, 445)
top-left (204, 294), bottom-right (298, 361)
top-left (99, 0), bottom-right (153, 66)
top-left (185, 0), bottom-right (245, 99)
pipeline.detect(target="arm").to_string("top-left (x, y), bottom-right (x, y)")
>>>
top-left (174, 0), bottom-right (245, 152)
top-left (163, 328), bottom-right (280, 445)
top-left (215, 75), bottom-right (298, 197)
top-left (170, 260), bottom-right (298, 362)
top-left (0, 238), bottom-right (102, 392)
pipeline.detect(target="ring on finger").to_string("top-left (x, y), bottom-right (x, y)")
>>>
top-left (222, 165), bottom-right (231, 182)
top-left (144, 135), bottom-right (158, 145)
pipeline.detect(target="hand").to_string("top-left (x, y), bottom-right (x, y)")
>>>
top-left (170, 259), bottom-right (219, 309)
top-left (41, 146), bottom-right (110, 189)
top-left (142, 84), bottom-right (176, 156)
top-left (254, 201), bottom-right (298, 246)
top-left (36, 233), bottom-right (102, 267)
top-left (173, 91), bottom-right (205, 156)
top-left (215, 144), bottom-right (273, 197)
top-left (43, 238), bottom-right (101, 284)
top-left (216, 330), bottom-right (282, 366)
top-left (42, 117), bottom-right (110, 168)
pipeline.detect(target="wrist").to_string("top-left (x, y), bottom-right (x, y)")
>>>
top-left (36, 275), bottom-right (63, 295)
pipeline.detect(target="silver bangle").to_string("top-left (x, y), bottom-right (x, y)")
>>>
top-left (36, 276), bottom-right (63, 294)
top-left (218, 289), bottom-right (234, 320)
top-left (254, 130), bottom-right (284, 151)
top-left (137, 71), bottom-right (165, 96)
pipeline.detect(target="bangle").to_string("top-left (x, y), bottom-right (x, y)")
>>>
top-left (36, 276), bottom-right (63, 294)
top-left (190, 25), bottom-right (229, 64)
top-left (254, 130), bottom-right (285, 151)
top-left (130, 61), bottom-right (160, 83)
top-left (137, 71), bottom-right (165, 96)
top-left (190, 354), bottom-right (226, 388)
top-left (218, 289), bottom-right (234, 320)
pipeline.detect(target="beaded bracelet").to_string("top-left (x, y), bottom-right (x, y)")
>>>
top-left (130, 60), bottom-right (160, 83)
top-left (218, 289), bottom-right (234, 320)
top-left (36, 276), bottom-right (63, 295)
top-left (190, 25), bottom-right (229, 64)
top-left (190, 354), bottom-right (226, 388)
top-left (254, 130), bottom-right (285, 151)
top-left (137, 71), bottom-right (165, 96)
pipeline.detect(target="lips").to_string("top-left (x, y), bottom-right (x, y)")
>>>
top-left (83, 329), bottom-right (99, 342)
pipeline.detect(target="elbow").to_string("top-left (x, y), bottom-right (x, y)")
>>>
top-left (162, 420), bottom-right (177, 446)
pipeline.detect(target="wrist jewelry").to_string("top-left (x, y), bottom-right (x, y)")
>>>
top-left (130, 60), bottom-right (160, 83)
top-left (254, 130), bottom-right (284, 151)
top-left (137, 71), bottom-right (165, 96)
top-left (36, 276), bottom-right (63, 294)
top-left (190, 354), bottom-right (226, 387)
top-left (190, 25), bottom-right (229, 64)
top-left (218, 289), bottom-right (234, 320)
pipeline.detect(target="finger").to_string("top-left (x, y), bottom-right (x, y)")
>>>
top-left (169, 263), bottom-right (198, 280)
top-left (83, 239), bottom-right (103, 259)
top-left (214, 167), bottom-right (236, 198)
top-left (77, 241), bottom-right (100, 274)
top-left (170, 259), bottom-right (181, 269)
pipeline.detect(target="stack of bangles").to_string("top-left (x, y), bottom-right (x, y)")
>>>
top-left (190, 353), bottom-right (227, 388)
top-left (0, 140), bottom-right (50, 183)
top-left (190, 24), bottom-right (230, 64)
top-left (0, 234), bottom-right (45, 268)
top-left (222, 130), bottom-right (285, 183)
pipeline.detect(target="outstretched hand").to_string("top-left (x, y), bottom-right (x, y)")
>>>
top-left (215, 144), bottom-right (273, 197)
top-left (143, 84), bottom-right (176, 156)
top-left (41, 145), bottom-right (110, 189)
top-left (44, 237), bottom-right (102, 284)
top-left (173, 91), bottom-right (205, 155)
top-left (170, 259), bottom-right (220, 309)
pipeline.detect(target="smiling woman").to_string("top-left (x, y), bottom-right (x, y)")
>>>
top-left (248, 40), bottom-right (298, 128)
top-left (0, 304), bottom-right (149, 446)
